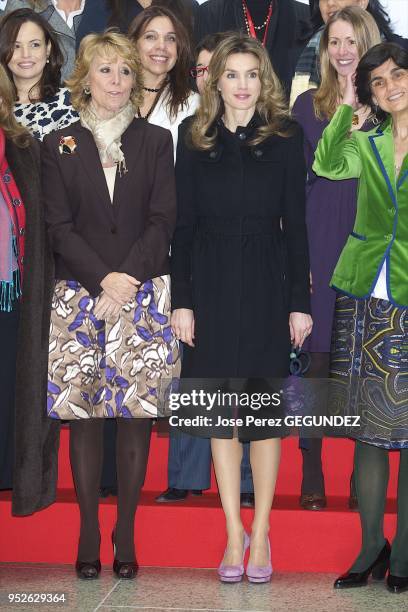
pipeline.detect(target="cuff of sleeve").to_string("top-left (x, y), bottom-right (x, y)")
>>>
top-left (171, 283), bottom-right (193, 311)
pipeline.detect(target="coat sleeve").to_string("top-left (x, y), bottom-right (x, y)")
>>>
top-left (118, 130), bottom-right (176, 282)
top-left (312, 104), bottom-right (362, 180)
top-left (42, 134), bottom-right (112, 297)
top-left (170, 122), bottom-right (196, 311)
top-left (282, 124), bottom-right (311, 314)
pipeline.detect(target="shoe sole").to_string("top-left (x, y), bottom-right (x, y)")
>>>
top-left (333, 582), bottom-right (368, 589)
top-left (247, 576), bottom-right (272, 583)
top-left (219, 575), bottom-right (244, 583)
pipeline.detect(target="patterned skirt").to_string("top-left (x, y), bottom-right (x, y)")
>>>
top-left (47, 277), bottom-right (180, 420)
top-left (330, 294), bottom-right (408, 448)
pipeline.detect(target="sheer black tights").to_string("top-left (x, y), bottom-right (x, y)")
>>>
top-left (70, 418), bottom-right (152, 563)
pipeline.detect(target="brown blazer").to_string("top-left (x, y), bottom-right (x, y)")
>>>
top-left (42, 118), bottom-right (176, 297)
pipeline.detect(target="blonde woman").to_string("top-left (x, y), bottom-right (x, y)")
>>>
top-left (292, 7), bottom-right (381, 511)
top-left (42, 31), bottom-right (179, 579)
top-left (171, 32), bottom-right (312, 583)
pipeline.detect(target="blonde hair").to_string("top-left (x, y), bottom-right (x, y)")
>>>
top-left (314, 6), bottom-right (381, 119)
top-left (66, 31), bottom-right (143, 113)
top-left (190, 33), bottom-right (292, 151)
top-left (0, 63), bottom-right (30, 147)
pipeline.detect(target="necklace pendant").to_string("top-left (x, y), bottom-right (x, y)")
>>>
top-left (352, 113), bottom-right (359, 126)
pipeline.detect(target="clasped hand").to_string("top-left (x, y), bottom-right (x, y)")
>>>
top-left (171, 308), bottom-right (195, 347)
top-left (289, 312), bottom-right (313, 349)
top-left (94, 272), bottom-right (139, 320)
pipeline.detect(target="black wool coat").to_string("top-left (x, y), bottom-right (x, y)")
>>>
top-left (172, 115), bottom-right (311, 376)
top-left (9, 138), bottom-right (57, 516)
top-left (171, 116), bottom-right (310, 440)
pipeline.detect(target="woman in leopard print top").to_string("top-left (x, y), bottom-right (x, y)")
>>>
top-left (0, 8), bottom-right (78, 141)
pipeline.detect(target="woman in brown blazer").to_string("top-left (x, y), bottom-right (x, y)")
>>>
top-left (42, 31), bottom-right (179, 579)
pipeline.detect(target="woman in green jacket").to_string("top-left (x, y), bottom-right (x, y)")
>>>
top-left (313, 42), bottom-right (408, 593)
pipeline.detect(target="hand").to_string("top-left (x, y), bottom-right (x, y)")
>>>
top-left (100, 272), bottom-right (139, 305)
top-left (289, 312), bottom-right (313, 349)
top-left (171, 308), bottom-right (195, 347)
top-left (94, 291), bottom-right (122, 320)
top-left (342, 72), bottom-right (359, 110)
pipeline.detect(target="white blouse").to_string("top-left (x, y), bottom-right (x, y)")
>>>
top-left (147, 89), bottom-right (200, 161)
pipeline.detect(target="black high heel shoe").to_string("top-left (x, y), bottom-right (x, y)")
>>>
top-left (387, 573), bottom-right (408, 594)
top-left (334, 540), bottom-right (391, 589)
top-left (75, 559), bottom-right (101, 580)
top-left (111, 530), bottom-right (138, 579)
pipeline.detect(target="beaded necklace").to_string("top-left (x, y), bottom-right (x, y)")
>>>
top-left (242, 0), bottom-right (273, 46)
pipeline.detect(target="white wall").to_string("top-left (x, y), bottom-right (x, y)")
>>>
top-left (382, 0), bottom-right (408, 38)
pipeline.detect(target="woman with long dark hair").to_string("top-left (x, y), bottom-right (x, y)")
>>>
top-left (128, 5), bottom-right (199, 155)
top-left (76, 0), bottom-right (199, 50)
top-left (314, 41), bottom-right (408, 593)
top-left (4, 0), bottom-right (87, 82)
top-left (0, 9), bottom-right (77, 140)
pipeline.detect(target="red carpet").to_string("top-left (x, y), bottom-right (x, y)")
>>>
top-left (0, 429), bottom-right (400, 571)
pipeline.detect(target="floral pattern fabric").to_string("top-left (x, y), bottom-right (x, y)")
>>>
top-left (47, 277), bottom-right (180, 419)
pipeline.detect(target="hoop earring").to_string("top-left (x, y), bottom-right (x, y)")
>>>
top-left (83, 87), bottom-right (91, 95)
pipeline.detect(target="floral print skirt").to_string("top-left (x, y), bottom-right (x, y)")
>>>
top-left (47, 277), bottom-right (180, 419)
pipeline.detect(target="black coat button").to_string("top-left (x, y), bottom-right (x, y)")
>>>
top-left (209, 150), bottom-right (217, 159)
top-left (254, 149), bottom-right (263, 157)
top-left (238, 132), bottom-right (246, 140)
top-left (13, 198), bottom-right (21, 206)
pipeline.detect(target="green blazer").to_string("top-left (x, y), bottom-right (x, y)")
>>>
top-left (313, 104), bottom-right (408, 307)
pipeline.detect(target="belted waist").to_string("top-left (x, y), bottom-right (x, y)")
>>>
top-left (197, 216), bottom-right (280, 236)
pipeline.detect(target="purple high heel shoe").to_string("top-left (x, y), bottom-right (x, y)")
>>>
top-left (246, 537), bottom-right (272, 583)
top-left (218, 532), bottom-right (250, 583)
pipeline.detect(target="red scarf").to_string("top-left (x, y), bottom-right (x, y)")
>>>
top-left (0, 128), bottom-right (26, 309)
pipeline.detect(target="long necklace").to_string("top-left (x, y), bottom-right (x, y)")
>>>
top-left (242, 0), bottom-right (273, 47)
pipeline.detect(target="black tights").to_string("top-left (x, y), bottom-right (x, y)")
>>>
top-left (301, 352), bottom-right (329, 495)
top-left (351, 441), bottom-right (408, 576)
top-left (70, 418), bottom-right (152, 563)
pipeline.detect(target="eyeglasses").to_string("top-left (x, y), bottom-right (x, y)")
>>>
top-left (190, 65), bottom-right (209, 79)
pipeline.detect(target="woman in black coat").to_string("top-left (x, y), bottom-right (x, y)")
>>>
top-left (0, 62), bottom-right (54, 506)
top-left (171, 33), bottom-right (312, 583)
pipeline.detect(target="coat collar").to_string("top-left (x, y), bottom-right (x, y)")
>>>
top-left (69, 117), bottom-right (144, 217)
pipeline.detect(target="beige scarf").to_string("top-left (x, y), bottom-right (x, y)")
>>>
top-left (80, 101), bottom-right (135, 176)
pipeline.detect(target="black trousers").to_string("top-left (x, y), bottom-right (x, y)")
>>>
top-left (0, 304), bottom-right (19, 489)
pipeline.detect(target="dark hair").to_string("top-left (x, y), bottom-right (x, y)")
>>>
top-left (356, 41), bottom-right (408, 121)
top-left (195, 32), bottom-right (226, 61)
top-left (311, 0), bottom-right (394, 40)
top-left (0, 8), bottom-right (63, 102)
top-left (128, 5), bottom-right (193, 120)
top-left (108, 0), bottom-right (195, 38)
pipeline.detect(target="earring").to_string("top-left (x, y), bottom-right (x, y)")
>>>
top-left (46, 57), bottom-right (50, 64)
top-left (83, 87), bottom-right (91, 95)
